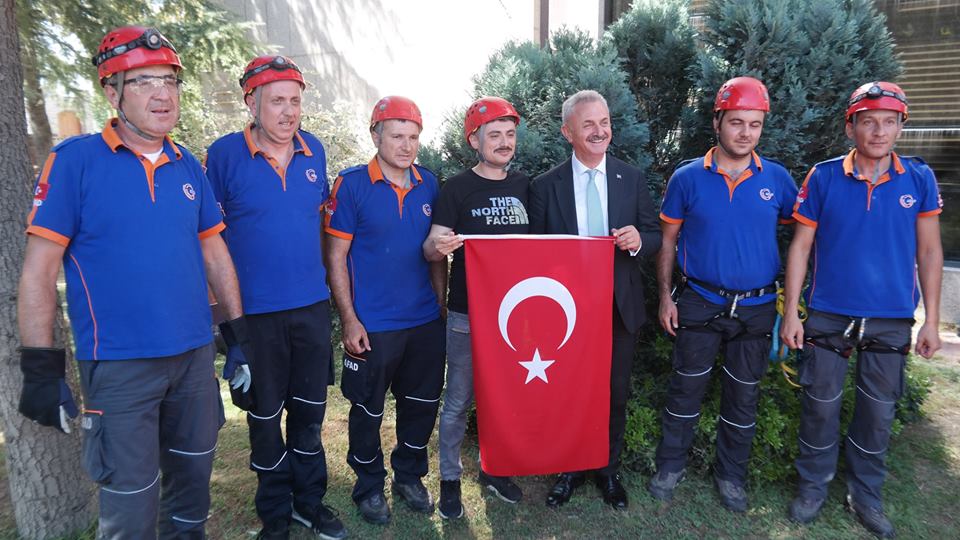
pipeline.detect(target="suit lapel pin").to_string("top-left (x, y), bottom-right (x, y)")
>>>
top-left (616, 173), bottom-right (622, 179)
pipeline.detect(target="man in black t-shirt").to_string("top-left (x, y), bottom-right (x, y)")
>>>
top-left (423, 97), bottom-right (530, 519)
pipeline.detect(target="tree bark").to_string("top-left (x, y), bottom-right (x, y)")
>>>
top-left (0, 1), bottom-right (96, 538)
top-left (16, 7), bottom-right (53, 168)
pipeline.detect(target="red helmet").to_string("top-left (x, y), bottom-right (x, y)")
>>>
top-left (240, 55), bottom-right (305, 96)
top-left (846, 81), bottom-right (908, 122)
top-left (370, 96), bottom-right (422, 130)
top-left (463, 97), bottom-right (520, 143)
top-left (714, 76), bottom-right (770, 112)
top-left (93, 26), bottom-right (181, 85)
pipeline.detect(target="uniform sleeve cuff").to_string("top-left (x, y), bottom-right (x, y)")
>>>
top-left (792, 213), bottom-right (818, 229)
top-left (918, 208), bottom-right (943, 218)
top-left (26, 225), bottom-right (70, 247)
top-left (324, 227), bottom-right (354, 241)
top-left (199, 221), bottom-right (226, 240)
top-left (659, 212), bottom-right (683, 224)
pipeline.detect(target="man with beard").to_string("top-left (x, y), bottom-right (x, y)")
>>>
top-left (781, 81), bottom-right (943, 538)
top-left (530, 89), bottom-right (661, 510)
top-left (17, 26), bottom-right (248, 538)
top-left (325, 96), bottom-right (446, 525)
top-left (647, 77), bottom-right (797, 512)
top-left (205, 55), bottom-right (346, 540)
top-left (423, 97), bottom-right (529, 519)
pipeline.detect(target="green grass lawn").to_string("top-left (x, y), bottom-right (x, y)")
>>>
top-left (2, 353), bottom-right (959, 539)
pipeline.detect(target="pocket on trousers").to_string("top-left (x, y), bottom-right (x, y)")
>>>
top-left (215, 379), bottom-right (227, 429)
top-left (80, 411), bottom-right (112, 484)
top-left (340, 350), bottom-right (372, 403)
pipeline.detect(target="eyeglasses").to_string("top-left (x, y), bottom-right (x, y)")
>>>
top-left (848, 84), bottom-right (908, 107)
top-left (93, 28), bottom-right (178, 67)
top-left (122, 75), bottom-right (183, 96)
top-left (239, 56), bottom-right (302, 87)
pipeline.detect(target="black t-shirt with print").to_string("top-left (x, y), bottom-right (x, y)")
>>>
top-left (432, 168), bottom-right (530, 313)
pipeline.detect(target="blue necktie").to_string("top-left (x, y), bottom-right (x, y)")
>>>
top-left (585, 169), bottom-right (605, 236)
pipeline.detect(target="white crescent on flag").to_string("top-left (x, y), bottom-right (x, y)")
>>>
top-left (497, 276), bottom-right (576, 352)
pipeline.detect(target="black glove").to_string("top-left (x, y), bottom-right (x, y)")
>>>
top-left (19, 347), bottom-right (79, 433)
top-left (219, 317), bottom-right (256, 411)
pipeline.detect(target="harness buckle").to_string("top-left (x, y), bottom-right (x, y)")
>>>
top-left (728, 294), bottom-right (741, 319)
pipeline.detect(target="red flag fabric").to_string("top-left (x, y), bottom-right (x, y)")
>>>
top-left (464, 234), bottom-right (613, 476)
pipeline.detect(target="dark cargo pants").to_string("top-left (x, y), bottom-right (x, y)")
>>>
top-left (245, 300), bottom-right (335, 523)
top-left (78, 342), bottom-right (223, 540)
top-left (795, 310), bottom-right (912, 510)
top-left (341, 318), bottom-right (445, 503)
top-left (655, 287), bottom-right (776, 485)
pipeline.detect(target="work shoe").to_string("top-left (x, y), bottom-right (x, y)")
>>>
top-left (256, 517), bottom-right (291, 540)
top-left (392, 479), bottom-right (434, 514)
top-left (847, 494), bottom-right (896, 538)
top-left (356, 492), bottom-right (390, 525)
top-left (478, 471), bottom-right (522, 504)
top-left (647, 469), bottom-right (686, 502)
top-left (789, 496), bottom-right (826, 524)
top-left (292, 502), bottom-right (348, 540)
top-left (713, 475), bottom-right (748, 513)
top-left (596, 473), bottom-right (629, 510)
top-left (545, 472), bottom-right (585, 507)
top-left (438, 479), bottom-right (464, 520)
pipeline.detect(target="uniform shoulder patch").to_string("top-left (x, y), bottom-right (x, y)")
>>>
top-left (901, 155), bottom-right (927, 166)
top-left (671, 158), bottom-right (699, 176)
top-left (816, 155), bottom-right (845, 167)
top-left (337, 164), bottom-right (367, 178)
top-left (51, 133), bottom-right (96, 153)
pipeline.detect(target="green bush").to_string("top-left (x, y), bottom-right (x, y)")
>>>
top-left (679, 0), bottom-right (901, 179)
top-left (418, 28), bottom-right (648, 180)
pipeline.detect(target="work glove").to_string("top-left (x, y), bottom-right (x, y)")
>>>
top-left (18, 347), bottom-right (79, 433)
top-left (223, 346), bottom-right (252, 393)
top-left (219, 317), bottom-right (256, 410)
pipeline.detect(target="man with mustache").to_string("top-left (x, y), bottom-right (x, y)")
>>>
top-left (423, 97), bottom-right (529, 519)
top-left (324, 96), bottom-right (447, 525)
top-left (529, 89), bottom-right (661, 509)
top-left (647, 77), bottom-right (797, 512)
top-left (17, 26), bottom-right (248, 538)
top-left (205, 56), bottom-right (346, 540)
top-left (781, 81), bottom-right (943, 538)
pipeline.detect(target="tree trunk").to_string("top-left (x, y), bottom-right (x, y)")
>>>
top-left (19, 20), bottom-right (53, 168)
top-left (0, 1), bottom-right (96, 538)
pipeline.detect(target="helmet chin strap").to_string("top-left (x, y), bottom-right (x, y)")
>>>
top-left (252, 86), bottom-right (263, 128)
top-left (115, 71), bottom-right (163, 142)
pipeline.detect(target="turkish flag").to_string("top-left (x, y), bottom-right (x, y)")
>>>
top-left (464, 234), bottom-right (613, 476)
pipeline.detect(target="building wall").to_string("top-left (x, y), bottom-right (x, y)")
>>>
top-left (217, 1), bottom-right (606, 141)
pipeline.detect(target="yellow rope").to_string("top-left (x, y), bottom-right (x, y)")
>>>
top-left (774, 287), bottom-right (805, 388)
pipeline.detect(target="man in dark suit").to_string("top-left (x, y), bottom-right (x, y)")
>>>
top-left (529, 89), bottom-right (661, 509)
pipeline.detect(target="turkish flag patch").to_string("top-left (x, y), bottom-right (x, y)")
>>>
top-left (465, 235), bottom-right (613, 476)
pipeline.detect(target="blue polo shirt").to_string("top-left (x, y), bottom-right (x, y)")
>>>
top-left (793, 150), bottom-right (943, 318)
top-left (26, 119), bottom-right (223, 361)
top-left (205, 126), bottom-right (330, 314)
top-left (660, 148), bottom-right (797, 306)
top-left (324, 157), bottom-right (440, 332)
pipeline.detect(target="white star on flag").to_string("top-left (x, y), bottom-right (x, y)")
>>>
top-left (519, 348), bottom-right (555, 384)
